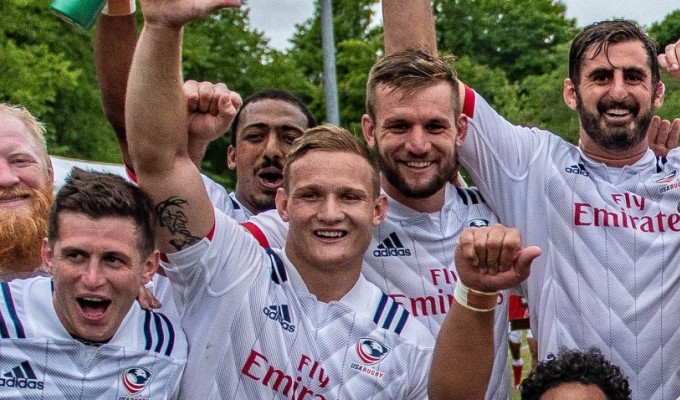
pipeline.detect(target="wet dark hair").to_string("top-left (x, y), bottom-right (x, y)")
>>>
top-left (569, 20), bottom-right (660, 88)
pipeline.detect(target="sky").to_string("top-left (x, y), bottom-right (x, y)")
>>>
top-left (246, 0), bottom-right (680, 51)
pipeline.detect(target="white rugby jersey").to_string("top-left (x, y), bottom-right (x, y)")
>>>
top-left (50, 156), bottom-right (249, 222)
top-left (459, 87), bottom-right (680, 399)
top-left (0, 277), bottom-right (187, 399)
top-left (243, 184), bottom-right (511, 400)
top-left (163, 210), bottom-right (434, 400)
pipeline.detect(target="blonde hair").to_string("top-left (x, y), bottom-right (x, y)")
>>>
top-left (283, 124), bottom-right (380, 197)
top-left (0, 103), bottom-right (49, 166)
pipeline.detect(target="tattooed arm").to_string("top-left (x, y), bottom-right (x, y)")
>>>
top-left (126, 0), bottom-right (241, 254)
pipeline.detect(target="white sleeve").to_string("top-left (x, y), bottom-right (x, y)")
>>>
top-left (242, 209), bottom-right (289, 249)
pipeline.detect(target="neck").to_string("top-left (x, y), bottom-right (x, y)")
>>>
top-left (381, 176), bottom-right (445, 213)
top-left (0, 264), bottom-right (46, 282)
top-left (285, 249), bottom-right (362, 303)
top-left (579, 137), bottom-right (648, 168)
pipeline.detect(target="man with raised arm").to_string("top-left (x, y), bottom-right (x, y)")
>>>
top-left (383, 2), bottom-right (680, 397)
top-left (127, 1), bottom-right (428, 398)
top-left (92, 1), bottom-right (315, 221)
top-left (243, 30), bottom-right (512, 400)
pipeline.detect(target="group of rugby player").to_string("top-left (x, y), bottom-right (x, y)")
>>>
top-left (2, 0), bottom-right (680, 399)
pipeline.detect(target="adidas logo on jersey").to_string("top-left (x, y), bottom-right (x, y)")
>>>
top-left (565, 163), bottom-right (589, 177)
top-left (373, 232), bottom-right (412, 257)
top-left (0, 361), bottom-right (44, 390)
top-left (263, 304), bottom-right (296, 332)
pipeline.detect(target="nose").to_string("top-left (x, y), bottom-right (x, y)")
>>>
top-left (0, 160), bottom-right (20, 188)
top-left (82, 261), bottom-right (105, 289)
top-left (609, 71), bottom-right (629, 102)
top-left (263, 132), bottom-right (285, 159)
top-left (317, 196), bottom-right (344, 224)
top-left (404, 126), bottom-right (431, 155)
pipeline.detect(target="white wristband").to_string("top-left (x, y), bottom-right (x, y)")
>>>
top-left (454, 280), bottom-right (499, 312)
top-left (102, 0), bottom-right (136, 16)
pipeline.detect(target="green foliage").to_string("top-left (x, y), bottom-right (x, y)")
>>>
top-left (288, 0), bottom-right (381, 130)
top-left (649, 10), bottom-right (680, 49)
top-left (1, 0), bottom-right (121, 161)
top-left (433, 0), bottom-right (577, 82)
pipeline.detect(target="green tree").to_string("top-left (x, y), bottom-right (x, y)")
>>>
top-left (433, 0), bottom-right (577, 82)
top-left (649, 9), bottom-right (680, 49)
top-left (288, 0), bottom-right (382, 131)
top-left (1, 0), bottom-right (121, 162)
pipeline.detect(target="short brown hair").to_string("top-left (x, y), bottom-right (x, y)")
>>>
top-left (48, 169), bottom-right (157, 258)
top-left (283, 124), bottom-right (380, 197)
top-left (366, 50), bottom-right (461, 121)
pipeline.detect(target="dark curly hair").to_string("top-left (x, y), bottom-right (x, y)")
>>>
top-left (521, 348), bottom-right (631, 400)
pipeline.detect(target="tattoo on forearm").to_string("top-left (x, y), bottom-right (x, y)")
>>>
top-left (156, 197), bottom-right (202, 251)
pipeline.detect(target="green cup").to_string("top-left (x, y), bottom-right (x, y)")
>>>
top-left (50, 0), bottom-right (106, 30)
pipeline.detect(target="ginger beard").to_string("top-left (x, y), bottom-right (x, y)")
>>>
top-left (0, 181), bottom-right (53, 277)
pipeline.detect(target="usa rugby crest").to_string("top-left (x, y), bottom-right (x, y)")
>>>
top-left (356, 338), bottom-right (390, 365)
top-left (122, 367), bottom-right (153, 395)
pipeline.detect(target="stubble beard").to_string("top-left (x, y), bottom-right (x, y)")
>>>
top-left (0, 184), bottom-right (54, 279)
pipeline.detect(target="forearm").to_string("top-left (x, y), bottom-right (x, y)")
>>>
top-left (127, 23), bottom-right (187, 174)
top-left (95, 13), bottom-right (137, 166)
top-left (382, 0), bottom-right (437, 55)
top-left (428, 301), bottom-right (494, 400)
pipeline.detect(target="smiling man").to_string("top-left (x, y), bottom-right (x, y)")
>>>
top-left (383, 2), bottom-right (680, 396)
top-left (0, 169), bottom-right (187, 398)
top-left (0, 103), bottom-right (54, 280)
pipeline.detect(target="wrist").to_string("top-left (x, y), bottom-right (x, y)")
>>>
top-left (102, 0), bottom-right (136, 16)
top-left (454, 280), bottom-right (499, 312)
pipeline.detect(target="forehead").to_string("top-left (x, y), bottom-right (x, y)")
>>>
top-left (373, 82), bottom-right (456, 120)
top-left (237, 99), bottom-right (308, 132)
top-left (55, 213), bottom-right (141, 255)
top-left (288, 151), bottom-right (375, 193)
top-left (581, 40), bottom-right (651, 76)
top-left (0, 113), bottom-right (39, 155)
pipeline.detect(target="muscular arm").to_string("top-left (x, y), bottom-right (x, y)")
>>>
top-left (127, 15), bottom-right (213, 254)
top-left (94, 13), bottom-right (137, 167)
top-left (382, 0), bottom-right (437, 55)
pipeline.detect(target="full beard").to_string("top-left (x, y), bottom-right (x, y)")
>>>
top-left (0, 184), bottom-right (53, 279)
top-left (577, 94), bottom-right (653, 152)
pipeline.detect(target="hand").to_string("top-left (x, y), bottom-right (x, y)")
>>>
top-left (647, 115), bottom-right (680, 157)
top-left (185, 80), bottom-right (242, 144)
top-left (659, 38), bottom-right (680, 79)
top-left (137, 283), bottom-right (162, 310)
top-left (455, 225), bottom-right (541, 293)
top-left (139, 0), bottom-right (241, 28)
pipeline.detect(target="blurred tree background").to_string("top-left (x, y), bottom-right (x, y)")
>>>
top-left (1, 0), bottom-right (679, 190)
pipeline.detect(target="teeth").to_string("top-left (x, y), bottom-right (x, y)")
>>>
top-left (81, 297), bottom-right (105, 302)
top-left (606, 109), bottom-right (630, 116)
top-left (316, 230), bottom-right (345, 238)
top-left (406, 161), bottom-right (431, 168)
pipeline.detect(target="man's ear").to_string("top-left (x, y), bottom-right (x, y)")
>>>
top-left (372, 194), bottom-right (388, 227)
top-left (141, 250), bottom-right (160, 285)
top-left (227, 145), bottom-right (237, 170)
top-left (563, 78), bottom-right (578, 110)
top-left (655, 81), bottom-right (665, 109)
top-left (361, 114), bottom-right (377, 148)
top-left (41, 239), bottom-right (54, 274)
top-left (275, 188), bottom-right (289, 222)
top-left (455, 114), bottom-right (468, 147)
